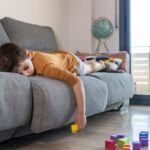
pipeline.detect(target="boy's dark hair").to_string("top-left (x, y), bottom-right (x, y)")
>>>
top-left (0, 43), bottom-right (27, 72)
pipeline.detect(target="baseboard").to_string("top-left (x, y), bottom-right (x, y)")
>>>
top-left (130, 95), bottom-right (150, 105)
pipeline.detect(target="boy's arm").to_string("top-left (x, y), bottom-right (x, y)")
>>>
top-left (41, 64), bottom-right (80, 86)
top-left (37, 65), bottom-right (87, 130)
top-left (73, 79), bottom-right (87, 130)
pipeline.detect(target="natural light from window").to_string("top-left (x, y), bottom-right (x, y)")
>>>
top-left (131, 0), bottom-right (150, 51)
top-left (131, 0), bottom-right (150, 95)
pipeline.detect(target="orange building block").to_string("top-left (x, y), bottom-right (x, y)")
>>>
top-left (123, 144), bottom-right (130, 150)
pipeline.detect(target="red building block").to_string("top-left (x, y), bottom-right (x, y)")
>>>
top-left (105, 140), bottom-right (115, 148)
top-left (105, 140), bottom-right (117, 150)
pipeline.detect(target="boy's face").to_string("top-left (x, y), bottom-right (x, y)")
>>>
top-left (17, 58), bottom-right (34, 76)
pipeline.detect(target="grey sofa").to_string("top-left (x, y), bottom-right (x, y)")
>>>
top-left (0, 17), bottom-right (134, 142)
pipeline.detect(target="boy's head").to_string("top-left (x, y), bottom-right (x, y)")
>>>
top-left (0, 43), bottom-right (34, 76)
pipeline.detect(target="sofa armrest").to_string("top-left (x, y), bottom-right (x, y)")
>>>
top-left (0, 72), bottom-right (32, 130)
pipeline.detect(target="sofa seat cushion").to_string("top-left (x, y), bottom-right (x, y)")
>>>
top-left (79, 76), bottom-right (107, 116)
top-left (29, 75), bottom-right (107, 133)
top-left (0, 72), bottom-right (32, 131)
top-left (89, 72), bottom-right (134, 105)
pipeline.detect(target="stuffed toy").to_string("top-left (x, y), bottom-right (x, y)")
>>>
top-left (100, 57), bottom-right (123, 72)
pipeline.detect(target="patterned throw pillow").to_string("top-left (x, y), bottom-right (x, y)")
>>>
top-left (99, 57), bottom-right (122, 72)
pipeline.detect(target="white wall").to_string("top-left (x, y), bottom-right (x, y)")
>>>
top-left (0, 0), bottom-right (119, 53)
top-left (68, 0), bottom-right (92, 53)
top-left (0, 0), bottom-right (69, 49)
top-left (92, 0), bottom-right (119, 53)
top-left (68, 0), bottom-right (119, 53)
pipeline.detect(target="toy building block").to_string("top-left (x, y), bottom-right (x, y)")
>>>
top-left (107, 144), bottom-right (117, 150)
top-left (123, 144), bottom-right (130, 147)
top-left (123, 144), bottom-right (130, 150)
top-left (118, 138), bottom-right (129, 148)
top-left (132, 141), bottom-right (141, 150)
top-left (105, 140), bottom-right (115, 149)
top-left (110, 134), bottom-right (118, 143)
top-left (71, 124), bottom-right (78, 134)
top-left (139, 131), bottom-right (148, 141)
top-left (123, 147), bottom-right (130, 150)
top-left (139, 131), bottom-right (148, 138)
top-left (140, 138), bottom-right (148, 147)
top-left (117, 134), bottom-right (125, 140)
top-left (107, 146), bottom-right (117, 150)
top-left (139, 131), bottom-right (149, 147)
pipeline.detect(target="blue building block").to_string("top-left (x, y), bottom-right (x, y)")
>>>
top-left (139, 131), bottom-right (148, 138)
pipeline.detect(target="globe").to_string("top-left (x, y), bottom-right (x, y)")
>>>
top-left (92, 17), bottom-right (113, 40)
top-left (91, 17), bottom-right (113, 52)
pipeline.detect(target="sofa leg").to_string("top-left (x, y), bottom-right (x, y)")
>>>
top-left (119, 99), bottom-right (129, 115)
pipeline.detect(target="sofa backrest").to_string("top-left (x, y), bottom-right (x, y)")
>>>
top-left (0, 17), bottom-right (58, 52)
top-left (0, 22), bottom-right (10, 45)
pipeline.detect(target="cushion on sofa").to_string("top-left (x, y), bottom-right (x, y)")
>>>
top-left (29, 75), bottom-right (107, 133)
top-left (29, 76), bottom-right (76, 133)
top-left (79, 76), bottom-right (108, 116)
top-left (89, 72), bottom-right (134, 105)
top-left (0, 72), bottom-right (32, 131)
top-left (1, 17), bottom-right (58, 51)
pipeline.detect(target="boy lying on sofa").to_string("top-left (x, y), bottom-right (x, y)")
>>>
top-left (0, 43), bottom-right (107, 131)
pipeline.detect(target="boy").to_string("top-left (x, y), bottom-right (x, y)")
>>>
top-left (0, 43), bottom-right (106, 131)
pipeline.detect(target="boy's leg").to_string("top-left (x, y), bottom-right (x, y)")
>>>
top-left (76, 56), bottom-right (106, 75)
top-left (86, 61), bottom-right (106, 73)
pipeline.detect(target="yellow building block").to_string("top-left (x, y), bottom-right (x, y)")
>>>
top-left (71, 124), bottom-right (78, 134)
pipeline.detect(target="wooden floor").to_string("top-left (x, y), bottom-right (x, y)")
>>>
top-left (1, 105), bottom-right (150, 150)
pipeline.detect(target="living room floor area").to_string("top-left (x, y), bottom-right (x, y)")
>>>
top-left (0, 105), bottom-right (150, 150)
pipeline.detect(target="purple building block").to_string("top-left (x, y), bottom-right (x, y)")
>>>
top-left (117, 134), bottom-right (125, 140)
top-left (110, 134), bottom-right (118, 143)
top-left (140, 138), bottom-right (148, 147)
top-left (139, 136), bottom-right (147, 141)
top-left (132, 141), bottom-right (141, 150)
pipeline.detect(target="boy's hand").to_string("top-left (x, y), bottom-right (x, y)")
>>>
top-left (75, 112), bottom-right (87, 131)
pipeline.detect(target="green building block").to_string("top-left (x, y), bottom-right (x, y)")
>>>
top-left (117, 138), bottom-right (129, 148)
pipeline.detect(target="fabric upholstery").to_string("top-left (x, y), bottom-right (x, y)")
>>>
top-left (0, 23), bottom-right (10, 45)
top-left (0, 17), bottom-right (134, 142)
top-left (89, 72), bottom-right (134, 105)
top-left (1, 17), bottom-right (58, 51)
top-left (29, 75), bottom-right (107, 133)
top-left (0, 128), bottom-right (16, 142)
top-left (0, 72), bottom-right (32, 131)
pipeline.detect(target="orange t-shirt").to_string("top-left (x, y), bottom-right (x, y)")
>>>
top-left (29, 50), bottom-right (80, 86)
